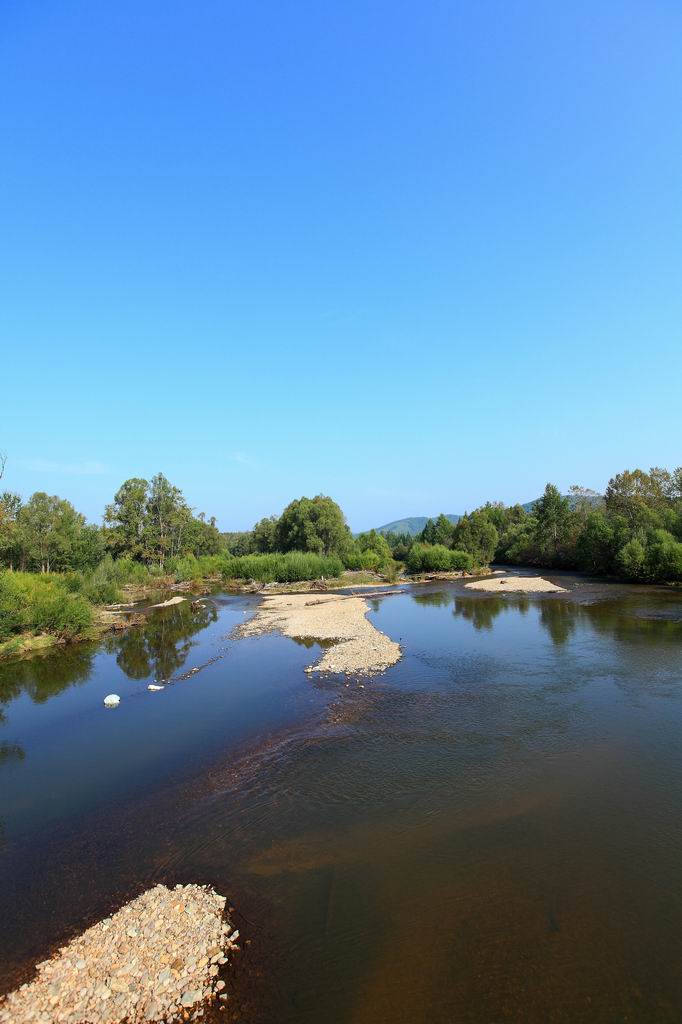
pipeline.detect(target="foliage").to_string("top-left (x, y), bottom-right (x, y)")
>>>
top-left (406, 544), bottom-right (474, 573)
top-left (104, 473), bottom-right (222, 567)
top-left (451, 510), bottom-right (499, 564)
top-left (275, 495), bottom-right (351, 556)
top-left (488, 466), bottom-right (682, 583)
top-left (252, 516), bottom-right (278, 553)
top-left (222, 531), bottom-right (255, 556)
top-left (222, 551), bottom-right (344, 583)
top-left (0, 572), bottom-right (93, 641)
top-left (419, 514), bottom-right (455, 547)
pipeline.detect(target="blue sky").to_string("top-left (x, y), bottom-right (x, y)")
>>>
top-left (1, 1), bottom-right (681, 531)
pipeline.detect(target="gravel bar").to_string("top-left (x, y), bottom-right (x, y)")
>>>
top-left (464, 575), bottom-right (567, 593)
top-left (239, 592), bottom-right (401, 676)
top-left (0, 884), bottom-right (239, 1024)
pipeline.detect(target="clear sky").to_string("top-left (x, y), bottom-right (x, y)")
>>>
top-left (1, 1), bottom-right (681, 531)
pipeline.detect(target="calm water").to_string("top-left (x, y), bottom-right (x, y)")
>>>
top-left (2, 576), bottom-right (682, 1022)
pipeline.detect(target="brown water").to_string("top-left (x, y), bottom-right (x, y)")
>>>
top-left (2, 575), bottom-right (682, 1022)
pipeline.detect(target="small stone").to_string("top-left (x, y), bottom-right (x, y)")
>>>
top-left (215, 981), bottom-right (226, 991)
top-left (181, 989), bottom-right (201, 1007)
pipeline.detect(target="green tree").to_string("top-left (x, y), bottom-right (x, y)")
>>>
top-left (104, 478), bottom-right (149, 560)
top-left (616, 537), bottom-right (648, 580)
top-left (70, 523), bottom-right (106, 571)
top-left (605, 469), bottom-right (667, 528)
top-left (452, 510), bottom-right (499, 564)
top-left (276, 495), bottom-right (351, 556)
top-left (0, 492), bottom-right (23, 569)
top-left (18, 493), bottom-right (85, 572)
top-left (252, 515), bottom-right (278, 553)
top-left (144, 473), bottom-right (191, 567)
top-left (533, 484), bottom-right (572, 565)
top-left (356, 529), bottom-right (392, 567)
top-left (575, 510), bottom-right (616, 575)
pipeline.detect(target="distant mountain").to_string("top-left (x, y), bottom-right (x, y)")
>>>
top-left (373, 495), bottom-right (602, 537)
top-left (374, 514), bottom-right (461, 537)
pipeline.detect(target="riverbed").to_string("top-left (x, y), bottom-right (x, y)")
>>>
top-left (2, 574), bottom-right (682, 1022)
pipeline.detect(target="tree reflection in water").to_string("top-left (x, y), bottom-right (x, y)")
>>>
top-left (0, 645), bottom-right (95, 724)
top-left (107, 600), bottom-right (218, 682)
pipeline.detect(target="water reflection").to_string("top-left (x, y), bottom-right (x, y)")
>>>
top-left (0, 645), bottom-right (95, 721)
top-left (454, 594), bottom-right (530, 630)
top-left (411, 587), bottom-right (682, 648)
top-left (106, 600), bottom-right (218, 681)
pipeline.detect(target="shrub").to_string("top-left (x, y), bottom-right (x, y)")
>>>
top-left (406, 544), bottom-right (474, 574)
top-left (28, 584), bottom-right (92, 638)
top-left (221, 550), bottom-right (343, 583)
top-left (449, 549), bottom-right (474, 571)
top-left (616, 538), bottom-right (648, 581)
top-left (0, 572), bottom-right (93, 641)
top-left (0, 573), bottom-right (27, 639)
top-left (381, 559), bottom-right (401, 583)
top-left (171, 555), bottom-right (202, 583)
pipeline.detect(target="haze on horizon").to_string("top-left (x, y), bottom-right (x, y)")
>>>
top-left (2, 1), bottom-right (681, 532)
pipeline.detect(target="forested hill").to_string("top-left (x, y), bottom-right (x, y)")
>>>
top-left (374, 514), bottom-right (460, 537)
top-left (374, 495), bottom-right (603, 536)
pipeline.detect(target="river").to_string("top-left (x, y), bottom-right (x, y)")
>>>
top-left (2, 574), bottom-right (682, 1022)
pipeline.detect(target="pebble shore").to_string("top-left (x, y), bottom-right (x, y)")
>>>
top-left (240, 592), bottom-right (402, 675)
top-left (0, 884), bottom-right (239, 1024)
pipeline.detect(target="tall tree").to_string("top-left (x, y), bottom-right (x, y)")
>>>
top-left (144, 473), bottom-right (191, 567)
top-left (533, 484), bottom-right (572, 564)
top-left (104, 478), bottom-right (149, 560)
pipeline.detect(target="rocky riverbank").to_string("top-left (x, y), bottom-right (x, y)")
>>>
top-left (0, 884), bottom-right (239, 1024)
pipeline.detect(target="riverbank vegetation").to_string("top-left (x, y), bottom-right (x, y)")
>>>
top-left (384, 466), bottom-right (682, 584)
top-left (2, 460), bottom-right (680, 656)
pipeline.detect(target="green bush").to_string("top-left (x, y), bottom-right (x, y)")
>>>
top-left (0, 573), bottom-right (27, 639)
top-left (171, 555), bottom-right (202, 583)
top-left (0, 572), bottom-right (93, 641)
top-left (406, 544), bottom-right (474, 574)
top-left (381, 559), bottom-right (401, 583)
top-left (221, 550), bottom-right (343, 583)
top-left (449, 549), bottom-right (474, 571)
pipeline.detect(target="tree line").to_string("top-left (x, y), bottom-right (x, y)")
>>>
top-left (379, 466), bottom-right (682, 583)
top-left (0, 473), bottom-right (222, 573)
top-left (2, 460), bottom-right (681, 584)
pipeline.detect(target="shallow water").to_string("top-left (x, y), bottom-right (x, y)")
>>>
top-left (2, 577), bottom-right (682, 1022)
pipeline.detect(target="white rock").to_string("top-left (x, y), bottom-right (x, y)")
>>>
top-left (103, 694), bottom-right (120, 707)
top-left (147, 684), bottom-right (164, 692)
